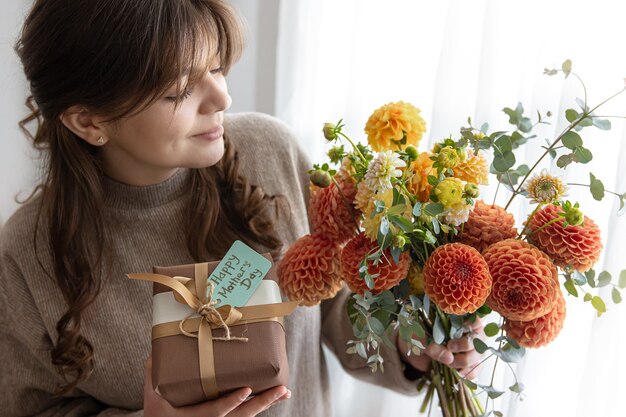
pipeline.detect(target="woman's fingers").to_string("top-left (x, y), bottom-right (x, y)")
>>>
top-left (424, 342), bottom-right (454, 366)
top-left (231, 386), bottom-right (290, 416)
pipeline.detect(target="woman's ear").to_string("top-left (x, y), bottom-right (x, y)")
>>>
top-left (59, 105), bottom-right (110, 146)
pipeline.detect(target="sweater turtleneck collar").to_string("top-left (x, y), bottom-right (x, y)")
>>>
top-left (102, 168), bottom-right (191, 210)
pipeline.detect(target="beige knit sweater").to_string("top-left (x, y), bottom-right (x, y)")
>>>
top-left (0, 113), bottom-right (420, 417)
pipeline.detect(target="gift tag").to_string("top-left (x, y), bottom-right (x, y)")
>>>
top-left (206, 240), bottom-right (271, 307)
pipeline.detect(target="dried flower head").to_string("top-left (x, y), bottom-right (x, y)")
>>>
top-left (525, 204), bottom-right (602, 272)
top-left (504, 288), bottom-right (566, 348)
top-left (482, 239), bottom-right (559, 321)
top-left (457, 200), bottom-right (518, 253)
top-left (423, 243), bottom-right (493, 315)
top-left (278, 234), bottom-right (343, 306)
top-left (364, 101), bottom-right (426, 152)
top-left (341, 233), bottom-right (410, 294)
top-left (524, 169), bottom-right (567, 204)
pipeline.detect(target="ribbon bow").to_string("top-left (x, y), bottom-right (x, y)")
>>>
top-left (128, 262), bottom-right (299, 400)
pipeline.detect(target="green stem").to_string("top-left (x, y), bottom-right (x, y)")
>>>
top-left (526, 216), bottom-right (561, 238)
top-left (338, 131), bottom-right (367, 162)
top-left (517, 203), bottom-right (543, 239)
top-left (568, 182), bottom-right (623, 197)
top-left (420, 383), bottom-right (436, 414)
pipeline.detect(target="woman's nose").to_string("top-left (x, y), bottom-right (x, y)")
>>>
top-left (198, 72), bottom-right (232, 114)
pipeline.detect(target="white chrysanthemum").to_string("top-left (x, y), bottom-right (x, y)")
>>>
top-left (523, 169), bottom-right (567, 204)
top-left (364, 151), bottom-right (406, 193)
top-left (444, 203), bottom-right (472, 227)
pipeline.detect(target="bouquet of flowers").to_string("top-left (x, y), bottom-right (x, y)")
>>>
top-left (278, 60), bottom-right (626, 417)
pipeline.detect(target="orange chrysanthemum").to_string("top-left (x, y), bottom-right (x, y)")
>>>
top-left (364, 101), bottom-right (427, 152)
top-left (525, 204), bottom-right (602, 272)
top-left (482, 239), bottom-right (558, 321)
top-left (422, 243), bottom-right (492, 315)
top-left (504, 288), bottom-right (566, 348)
top-left (407, 152), bottom-right (435, 202)
top-left (309, 177), bottom-right (358, 244)
top-left (341, 233), bottom-right (410, 294)
top-left (278, 234), bottom-right (343, 306)
top-left (457, 200), bottom-right (518, 253)
top-left (454, 150), bottom-right (489, 185)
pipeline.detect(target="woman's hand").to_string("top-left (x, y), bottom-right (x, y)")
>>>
top-left (397, 318), bottom-right (484, 380)
top-left (143, 356), bottom-right (291, 417)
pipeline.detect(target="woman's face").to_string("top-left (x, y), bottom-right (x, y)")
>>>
top-left (100, 63), bottom-right (231, 186)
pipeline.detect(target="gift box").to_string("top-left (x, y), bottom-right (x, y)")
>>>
top-left (128, 254), bottom-right (299, 407)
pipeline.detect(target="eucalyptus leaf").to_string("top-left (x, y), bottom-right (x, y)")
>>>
top-left (484, 323), bottom-right (500, 337)
top-left (356, 342), bottom-right (367, 358)
top-left (473, 338), bottom-right (489, 354)
top-left (576, 97), bottom-right (589, 112)
top-left (598, 271), bottom-right (612, 287)
top-left (619, 270), bottom-right (626, 289)
top-left (564, 279), bottom-right (578, 297)
top-left (423, 295), bottom-right (431, 314)
top-left (612, 288), bottom-right (622, 304)
top-left (590, 173), bottom-right (605, 201)
top-left (346, 346), bottom-right (357, 355)
top-left (573, 271), bottom-right (587, 285)
top-left (379, 217), bottom-right (390, 235)
top-left (509, 382), bottom-right (525, 394)
top-left (424, 203), bottom-right (445, 216)
top-left (412, 202), bottom-right (422, 217)
top-left (591, 296), bottom-right (607, 316)
top-left (493, 151), bottom-right (516, 172)
top-left (593, 118), bottom-right (611, 130)
top-left (498, 344), bottom-right (526, 363)
top-left (557, 153), bottom-right (575, 168)
top-left (574, 146), bottom-right (593, 164)
top-left (584, 293), bottom-right (593, 302)
top-left (464, 379), bottom-right (478, 390)
top-left (433, 315), bottom-right (446, 344)
top-left (562, 59), bottom-right (572, 77)
top-left (561, 131), bottom-right (583, 149)
top-left (565, 109), bottom-right (578, 123)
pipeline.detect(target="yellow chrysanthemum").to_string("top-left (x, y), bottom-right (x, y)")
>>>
top-left (407, 262), bottom-right (425, 296)
top-left (364, 101), bottom-right (427, 152)
top-left (362, 189), bottom-right (412, 241)
top-left (454, 150), bottom-right (489, 185)
top-left (524, 170), bottom-right (567, 204)
top-left (435, 178), bottom-right (465, 209)
top-left (407, 152), bottom-right (435, 202)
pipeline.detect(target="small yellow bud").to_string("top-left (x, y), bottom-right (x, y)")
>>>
top-left (432, 143), bottom-right (443, 153)
top-left (394, 235), bottom-right (407, 249)
top-left (464, 183), bottom-right (480, 198)
top-left (456, 147), bottom-right (468, 162)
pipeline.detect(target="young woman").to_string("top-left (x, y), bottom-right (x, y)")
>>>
top-left (0, 1), bottom-right (481, 416)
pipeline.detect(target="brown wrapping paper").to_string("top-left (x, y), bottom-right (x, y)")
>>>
top-left (130, 255), bottom-right (297, 407)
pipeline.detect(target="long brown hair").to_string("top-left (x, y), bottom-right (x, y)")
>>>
top-left (16, 0), bottom-right (283, 395)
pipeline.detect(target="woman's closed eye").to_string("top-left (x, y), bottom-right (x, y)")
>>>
top-left (165, 87), bottom-right (194, 102)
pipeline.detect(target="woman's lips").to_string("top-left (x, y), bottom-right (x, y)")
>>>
top-left (193, 125), bottom-right (224, 141)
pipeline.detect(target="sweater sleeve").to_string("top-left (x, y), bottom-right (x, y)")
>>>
top-left (0, 251), bottom-right (144, 417)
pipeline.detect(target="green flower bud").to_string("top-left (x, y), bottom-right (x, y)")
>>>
top-left (405, 145), bottom-right (419, 161)
top-left (464, 183), bottom-right (480, 198)
top-left (323, 123), bottom-right (338, 141)
top-left (327, 146), bottom-right (344, 164)
top-left (394, 235), bottom-right (407, 249)
top-left (564, 207), bottom-right (584, 226)
top-left (418, 212), bottom-right (433, 223)
top-left (310, 169), bottom-right (332, 188)
top-left (432, 143), bottom-right (443, 153)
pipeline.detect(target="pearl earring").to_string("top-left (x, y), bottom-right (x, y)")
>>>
top-left (97, 137), bottom-right (105, 145)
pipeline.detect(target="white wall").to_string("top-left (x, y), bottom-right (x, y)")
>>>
top-left (0, 0), bottom-right (37, 222)
top-left (0, 0), bottom-right (278, 223)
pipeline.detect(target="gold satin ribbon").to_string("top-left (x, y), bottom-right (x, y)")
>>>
top-left (128, 267), bottom-right (299, 400)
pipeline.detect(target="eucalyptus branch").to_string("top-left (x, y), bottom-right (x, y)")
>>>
top-left (338, 131), bottom-right (367, 162)
top-left (568, 182), bottom-right (623, 197)
top-left (517, 204), bottom-right (543, 239)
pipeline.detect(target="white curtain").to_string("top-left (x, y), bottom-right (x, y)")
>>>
top-left (276, 1), bottom-right (626, 416)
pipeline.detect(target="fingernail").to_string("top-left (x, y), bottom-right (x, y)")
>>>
top-left (285, 389), bottom-right (292, 399)
top-left (240, 388), bottom-right (252, 401)
top-left (274, 388), bottom-right (286, 400)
